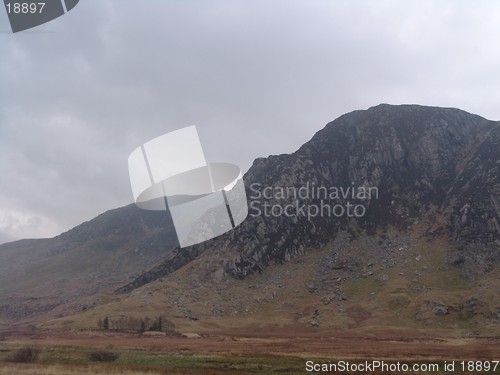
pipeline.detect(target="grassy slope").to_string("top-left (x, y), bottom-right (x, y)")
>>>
top-left (38, 226), bottom-right (500, 338)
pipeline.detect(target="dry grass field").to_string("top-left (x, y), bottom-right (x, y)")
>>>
top-left (0, 329), bottom-right (499, 374)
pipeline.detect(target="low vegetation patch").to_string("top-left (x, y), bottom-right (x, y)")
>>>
top-left (88, 350), bottom-right (119, 362)
top-left (6, 347), bottom-right (41, 363)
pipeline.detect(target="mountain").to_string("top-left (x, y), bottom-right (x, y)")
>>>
top-left (0, 204), bottom-right (178, 328)
top-left (3, 104), bottom-right (499, 336)
top-left (88, 104), bottom-right (497, 337)
top-left (118, 104), bottom-right (499, 290)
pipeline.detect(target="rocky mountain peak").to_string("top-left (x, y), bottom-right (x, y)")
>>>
top-left (118, 104), bottom-right (498, 292)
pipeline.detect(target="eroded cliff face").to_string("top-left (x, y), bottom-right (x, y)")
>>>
top-left (119, 104), bottom-right (499, 292)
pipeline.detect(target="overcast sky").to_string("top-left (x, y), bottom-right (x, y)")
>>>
top-left (0, 0), bottom-right (499, 244)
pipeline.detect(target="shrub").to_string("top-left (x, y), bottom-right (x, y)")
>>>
top-left (7, 347), bottom-right (40, 363)
top-left (88, 350), bottom-right (119, 362)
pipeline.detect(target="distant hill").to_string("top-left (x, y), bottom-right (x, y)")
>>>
top-left (0, 204), bottom-right (177, 328)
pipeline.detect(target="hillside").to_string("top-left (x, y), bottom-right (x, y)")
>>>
top-left (0, 204), bottom-right (178, 328)
top-left (41, 104), bottom-right (499, 336)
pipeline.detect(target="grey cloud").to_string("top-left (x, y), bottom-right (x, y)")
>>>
top-left (0, 0), bottom-right (499, 243)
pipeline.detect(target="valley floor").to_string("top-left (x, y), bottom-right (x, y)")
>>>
top-left (0, 329), bottom-right (499, 374)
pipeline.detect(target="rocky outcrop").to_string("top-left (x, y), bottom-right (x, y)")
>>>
top-left (446, 125), bottom-right (500, 275)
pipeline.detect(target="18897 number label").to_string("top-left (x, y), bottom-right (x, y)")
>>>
top-left (460, 361), bottom-right (499, 372)
top-left (6, 2), bottom-right (45, 14)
